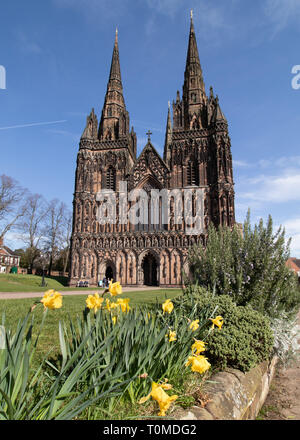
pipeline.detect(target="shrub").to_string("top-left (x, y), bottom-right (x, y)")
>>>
top-left (188, 211), bottom-right (300, 318)
top-left (173, 286), bottom-right (274, 372)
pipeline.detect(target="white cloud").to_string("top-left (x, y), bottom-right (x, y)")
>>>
top-left (233, 160), bottom-right (251, 167)
top-left (264, 0), bottom-right (300, 35)
top-left (240, 170), bottom-right (300, 203)
top-left (145, 0), bottom-right (231, 37)
top-left (0, 120), bottom-right (67, 131)
top-left (279, 218), bottom-right (300, 257)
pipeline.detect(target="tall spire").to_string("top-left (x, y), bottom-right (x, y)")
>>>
top-left (181, 11), bottom-right (207, 130)
top-left (163, 102), bottom-right (172, 163)
top-left (107, 27), bottom-right (123, 94)
top-left (184, 10), bottom-right (204, 90)
top-left (98, 28), bottom-right (129, 140)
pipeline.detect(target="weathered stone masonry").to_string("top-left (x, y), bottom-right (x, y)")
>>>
top-left (69, 17), bottom-right (235, 287)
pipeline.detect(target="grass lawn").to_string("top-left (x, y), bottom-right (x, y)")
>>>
top-left (0, 289), bottom-right (183, 367)
top-left (0, 273), bottom-right (98, 292)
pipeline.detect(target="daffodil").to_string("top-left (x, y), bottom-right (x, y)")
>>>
top-left (109, 301), bottom-right (120, 310)
top-left (139, 381), bottom-right (178, 417)
top-left (105, 299), bottom-right (111, 311)
top-left (210, 315), bottom-right (224, 330)
top-left (189, 319), bottom-right (199, 331)
top-left (112, 316), bottom-right (117, 325)
top-left (162, 299), bottom-right (174, 314)
top-left (116, 298), bottom-right (131, 313)
top-left (191, 340), bottom-right (206, 355)
top-left (167, 330), bottom-right (177, 342)
top-left (185, 355), bottom-right (211, 374)
top-left (40, 290), bottom-right (62, 310)
top-left (86, 293), bottom-right (104, 313)
top-left (108, 281), bottom-right (122, 296)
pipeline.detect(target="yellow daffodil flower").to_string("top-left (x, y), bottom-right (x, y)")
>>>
top-left (108, 281), bottom-right (122, 296)
top-left (189, 319), bottom-right (199, 331)
top-left (139, 381), bottom-right (178, 417)
top-left (40, 290), bottom-right (62, 310)
top-left (185, 355), bottom-right (211, 374)
top-left (167, 330), bottom-right (177, 342)
top-left (162, 299), bottom-right (174, 314)
top-left (210, 315), bottom-right (224, 330)
top-left (112, 316), bottom-right (117, 325)
top-left (191, 340), bottom-right (206, 355)
top-left (109, 301), bottom-right (120, 310)
top-left (105, 299), bottom-right (111, 312)
top-left (86, 293), bottom-right (104, 313)
top-left (116, 298), bottom-right (131, 313)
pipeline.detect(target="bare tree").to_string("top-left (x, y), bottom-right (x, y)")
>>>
top-left (18, 194), bottom-right (47, 273)
top-left (61, 209), bottom-right (72, 274)
top-left (0, 175), bottom-right (27, 240)
top-left (44, 199), bottom-right (68, 276)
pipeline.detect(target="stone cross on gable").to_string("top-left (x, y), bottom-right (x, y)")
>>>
top-left (146, 130), bottom-right (152, 142)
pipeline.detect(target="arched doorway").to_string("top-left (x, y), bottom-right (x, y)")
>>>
top-left (105, 265), bottom-right (114, 281)
top-left (142, 254), bottom-right (158, 286)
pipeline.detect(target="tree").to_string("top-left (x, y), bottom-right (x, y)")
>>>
top-left (18, 194), bottom-right (47, 273)
top-left (53, 208), bottom-right (73, 275)
top-left (188, 211), bottom-right (300, 318)
top-left (44, 199), bottom-right (68, 276)
top-left (0, 174), bottom-right (27, 240)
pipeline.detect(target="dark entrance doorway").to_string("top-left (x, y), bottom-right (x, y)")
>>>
top-left (142, 254), bottom-right (158, 286)
top-left (105, 266), bottom-right (114, 281)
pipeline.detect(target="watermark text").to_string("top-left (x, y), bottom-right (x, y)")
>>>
top-left (0, 65), bottom-right (6, 90)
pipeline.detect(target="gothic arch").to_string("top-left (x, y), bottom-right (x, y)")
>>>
top-left (138, 249), bottom-right (160, 286)
top-left (98, 258), bottom-right (116, 283)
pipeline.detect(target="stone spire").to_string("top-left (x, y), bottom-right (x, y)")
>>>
top-left (182, 11), bottom-right (207, 130)
top-left (98, 28), bottom-right (129, 140)
top-left (163, 101), bottom-right (172, 164)
top-left (81, 108), bottom-right (98, 140)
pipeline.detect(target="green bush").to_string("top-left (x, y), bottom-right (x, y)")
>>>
top-left (188, 211), bottom-right (300, 318)
top-left (173, 286), bottom-right (274, 372)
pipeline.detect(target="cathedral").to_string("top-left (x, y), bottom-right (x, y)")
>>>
top-left (68, 15), bottom-right (235, 287)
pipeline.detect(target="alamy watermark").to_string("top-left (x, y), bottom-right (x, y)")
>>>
top-left (291, 65), bottom-right (300, 90)
top-left (0, 65), bottom-right (6, 90)
top-left (0, 325), bottom-right (5, 349)
top-left (96, 182), bottom-right (205, 235)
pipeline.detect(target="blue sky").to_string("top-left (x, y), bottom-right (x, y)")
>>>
top-left (1, 0), bottom-right (300, 256)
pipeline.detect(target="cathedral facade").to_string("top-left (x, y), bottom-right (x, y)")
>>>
top-left (69, 16), bottom-right (235, 287)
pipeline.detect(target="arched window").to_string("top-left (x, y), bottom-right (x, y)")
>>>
top-left (106, 167), bottom-right (116, 191)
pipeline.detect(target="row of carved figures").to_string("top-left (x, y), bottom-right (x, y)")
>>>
top-left (73, 233), bottom-right (205, 250)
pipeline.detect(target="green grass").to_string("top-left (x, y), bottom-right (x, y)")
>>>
top-left (0, 273), bottom-right (70, 292)
top-left (0, 289), bottom-right (182, 367)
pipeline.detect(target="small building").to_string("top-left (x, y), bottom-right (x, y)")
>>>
top-left (0, 237), bottom-right (20, 273)
top-left (286, 258), bottom-right (300, 280)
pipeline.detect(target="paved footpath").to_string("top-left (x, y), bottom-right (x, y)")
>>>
top-left (259, 310), bottom-right (300, 420)
top-left (0, 286), bottom-right (164, 300)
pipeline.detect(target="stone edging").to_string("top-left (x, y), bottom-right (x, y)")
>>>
top-left (178, 356), bottom-right (278, 420)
